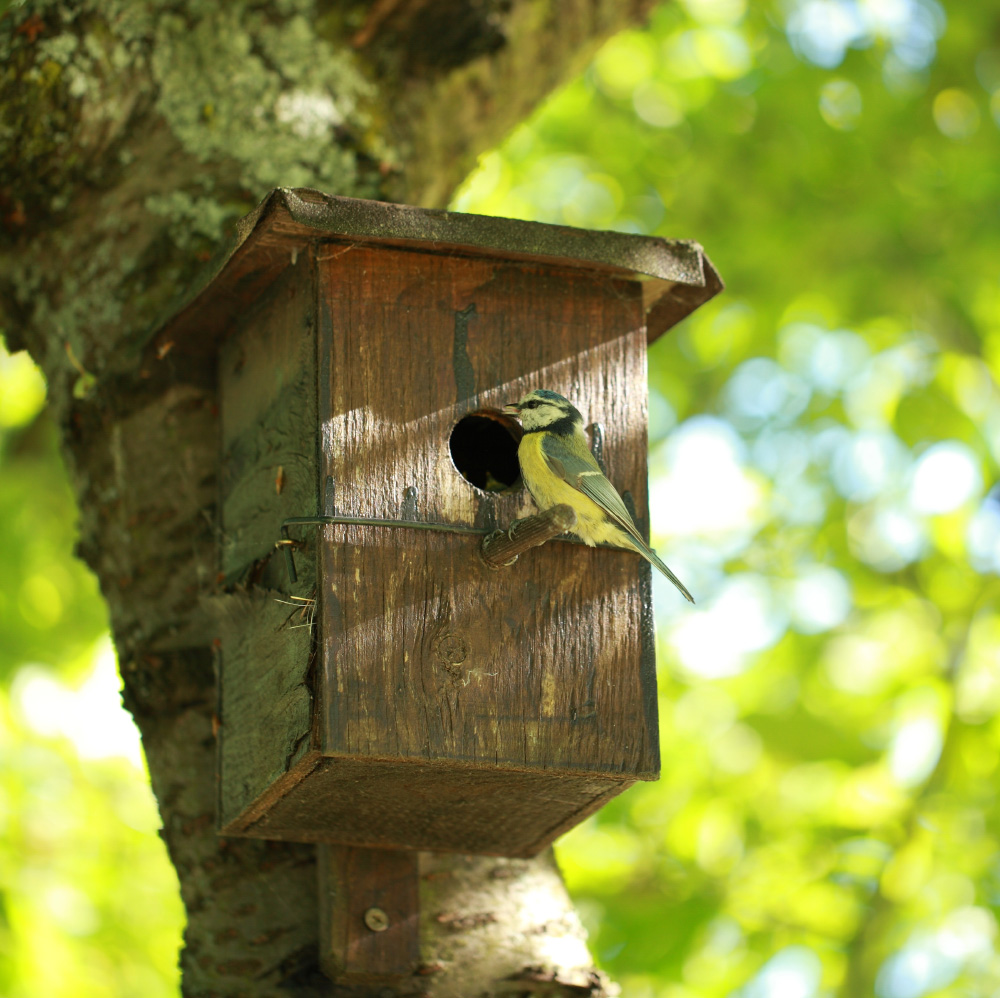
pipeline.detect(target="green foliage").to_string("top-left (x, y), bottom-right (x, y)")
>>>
top-left (0, 343), bottom-right (106, 681)
top-left (456, 1), bottom-right (1000, 995)
top-left (0, 695), bottom-right (184, 997)
top-left (0, 337), bottom-right (183, 995)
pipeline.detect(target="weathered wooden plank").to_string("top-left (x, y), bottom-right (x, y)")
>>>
top-left (309, 244), bottom-right (658, 852)
top-left (148, 187), bottom-right (722, 361)
top-left (237, 757), bottom-right (631, 856)
top-left (214, 587), bottom-right (318, 832)
top-left (318, 845), bottom-right (420, 983)
top-left (218, 258), bottom-right (318, 581)
top-left (216, 260), bottom-right (319, 830)
top-left (319, 530), bottom-right (654, 773)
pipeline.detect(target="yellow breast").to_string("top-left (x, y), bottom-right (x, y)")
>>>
top-left (517, 432), bottom-right (621, 546)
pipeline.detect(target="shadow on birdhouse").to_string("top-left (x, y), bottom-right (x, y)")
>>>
top-left (150, 188), bottom-right (722, 860)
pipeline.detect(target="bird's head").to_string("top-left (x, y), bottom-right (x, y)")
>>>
top-left (502, 389), bottom-right (583, 432)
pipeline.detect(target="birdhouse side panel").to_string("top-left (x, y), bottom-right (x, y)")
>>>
top-left (219, 260), bottom-right (319, 580)
top-left (217, 261), bottom-right (320, 830)
top-left (315, 244), bottom-right (658, 784)
top-left (215, 589), bottom-right (319, 832)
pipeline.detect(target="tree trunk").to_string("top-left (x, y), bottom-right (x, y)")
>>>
top-left (1, 2), bottom-right (653, 994)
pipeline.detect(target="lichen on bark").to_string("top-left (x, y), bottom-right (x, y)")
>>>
top-left (1, 0), bottom-right (383, 392)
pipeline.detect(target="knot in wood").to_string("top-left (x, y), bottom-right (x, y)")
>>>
top-left (434, 632), bottom-right (468, 665)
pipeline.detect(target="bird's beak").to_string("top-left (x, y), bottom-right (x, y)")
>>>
top-left (502, 402), bottom-right (520, 416)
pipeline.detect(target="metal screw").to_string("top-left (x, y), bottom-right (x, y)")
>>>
top-left (364, 907), bottom-right (390, 932)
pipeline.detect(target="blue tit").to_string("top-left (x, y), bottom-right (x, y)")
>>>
top-left (502, 388), bottom-right (694, 603)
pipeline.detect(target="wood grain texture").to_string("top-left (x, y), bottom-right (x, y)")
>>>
top-left (235, 756), bottom-right (631, 856)
top-left (214, 590), bottom-right (318, 832)
top-left (148, 188), bottom-right (721, 363)
top-left (307, 243), bottom-right (658, 853)
top-left (217, 238), bottom-right (662, 856)
top-left (217, 262), bottom-right (319, 831)
top-left (219, 259), bottom-right (318, 581)
top-left (318, 845), bottom-right (420, 983)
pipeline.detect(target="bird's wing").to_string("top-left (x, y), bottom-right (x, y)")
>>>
top-left (542, 433), bottom-right (696, 603)
top-left (540, 433), bottom-right (648, 548)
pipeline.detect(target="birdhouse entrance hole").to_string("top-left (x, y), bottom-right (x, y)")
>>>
top-left (448, 409), bottom-right (523, 492)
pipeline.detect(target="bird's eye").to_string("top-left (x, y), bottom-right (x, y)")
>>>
top-left (524, 400), bottom-right (540, 409)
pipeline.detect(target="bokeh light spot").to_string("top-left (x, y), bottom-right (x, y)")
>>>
top-left (789, 565), bottom-right (852, 633)
top-left (832, 430), bottom-right (911, 502)
top-left (651, 416), bottom-right (765, 537)
top-left (933, 88), bottom-right (980, 140)
top-left (820, 78), bottom-right (863, 129)
top-left (18, 574), bottom-right (64, 629)
top-left (908, 441), bottom-right (982, 513)
top-left (787, 0), bottom-right (864, 68)
top-left (13, 639), bottom-right (145, 767)
top-left (670, 574), bottom-right (786, 678)
top-left (888, 716), bottom-right (942, 786)
top-left (849, 503), bottom-right (927, 570)
top-left (724, 357), bottom-right (811, 429)
top-left (593, 32), bottom-right (655, 98)
top-left (633, 80), bottom-right (685, 127)
top-left (680, 0), bottom-right (747, 26)
top-left (744, 945), bottom-right (823, 998)
top-left (967, 490), bottom-right (1000, 572)
top-left (0, 343), bottom-right (47, 428)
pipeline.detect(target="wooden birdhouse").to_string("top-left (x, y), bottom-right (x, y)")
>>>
top-left (152, 188), bottom-right (722, 859)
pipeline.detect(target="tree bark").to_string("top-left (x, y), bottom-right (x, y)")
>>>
top-left (1, 1), bottom-right (653, 995)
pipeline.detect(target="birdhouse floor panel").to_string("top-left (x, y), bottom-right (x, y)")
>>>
top-left (224, 754), bottom-right (633, 857)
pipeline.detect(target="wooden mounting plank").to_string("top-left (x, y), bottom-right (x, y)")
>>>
top-left (318, 845), bottom-right (421, 983)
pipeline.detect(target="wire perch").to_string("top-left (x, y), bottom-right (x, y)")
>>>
top-left (479, 505), bottom-right (577, 569)
top-left (277, 507), bottom-right (577, 583)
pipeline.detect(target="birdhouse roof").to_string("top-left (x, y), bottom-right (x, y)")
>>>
top-left (150, 187), bottom-right (722, 357)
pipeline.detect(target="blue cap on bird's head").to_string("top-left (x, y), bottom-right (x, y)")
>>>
top-left (501, 389), bottom-right (583, 431)
top-left (502, 388), bottom-right (571, 414)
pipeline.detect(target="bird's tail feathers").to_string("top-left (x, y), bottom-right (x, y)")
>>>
top-left (633, 538), bottom-right (695, 603)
